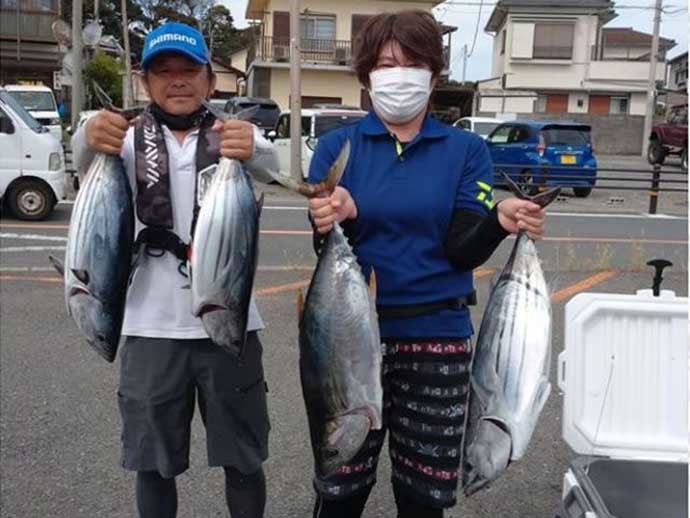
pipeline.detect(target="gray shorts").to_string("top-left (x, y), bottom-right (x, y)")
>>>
top-left (117, 332), bottom-right (270, 479)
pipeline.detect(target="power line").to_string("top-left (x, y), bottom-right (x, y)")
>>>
top-left (467, 0), bottom-right (484, 57)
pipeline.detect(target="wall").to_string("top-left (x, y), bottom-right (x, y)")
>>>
top-left (568, 92), bottom-right (589, 113)
top-left (629, 92), bottom-right (647, 116)
top-left (477, 110), bottom-right (645, 154)
top-left (588, 60), bottom-right (665, 83)
top-left (212, 62), bottom-right (239, 95)
top-left (230, 48), bottom-right (249, 73)
top-left (268, 67), bottom-right (362, 109)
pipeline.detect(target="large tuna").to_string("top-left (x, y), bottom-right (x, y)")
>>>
top-left (290, 141), bottom-right (383, 477)
top-left (299, 222), bottom-right (383, 478)
top-left (462, 175), bottom-right (560, 495)
top-left (50, 153), bottom-right (134, 362)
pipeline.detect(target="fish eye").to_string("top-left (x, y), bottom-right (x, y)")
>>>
top-left (324, 448), bottom-right (339, 459)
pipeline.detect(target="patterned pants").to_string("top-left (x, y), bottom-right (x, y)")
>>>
top-left (314, 338), bottom-right (472, 509)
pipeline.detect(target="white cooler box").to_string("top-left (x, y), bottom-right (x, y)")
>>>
top-left (557, 289), bottom-right (688, 518)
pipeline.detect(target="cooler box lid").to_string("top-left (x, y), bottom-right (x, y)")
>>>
top-left (559, 289), bottom-right (688, 462)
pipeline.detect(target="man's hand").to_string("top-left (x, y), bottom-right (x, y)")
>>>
top-left (497, 198), bottom-right (546, 240)
top-left (86, 110), bottom-right (130, 155)
top-left (213, 119), bottom-right (254, 161)
top-left (309, 186), bottom-right (358, 234)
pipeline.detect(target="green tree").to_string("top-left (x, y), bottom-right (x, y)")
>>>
top-left (84, 52), bottom-right (123, 108)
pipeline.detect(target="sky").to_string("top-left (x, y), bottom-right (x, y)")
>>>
top-left (221, 0), bottom-right (688, 82)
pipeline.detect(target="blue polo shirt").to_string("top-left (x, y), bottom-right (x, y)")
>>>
top-left (308, 111), bottom-right (495, 340)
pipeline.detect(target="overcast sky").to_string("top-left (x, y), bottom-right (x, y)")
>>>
top-left (221, 0), bottom-right (688, 82)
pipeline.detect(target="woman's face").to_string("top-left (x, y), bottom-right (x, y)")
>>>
top-left (374, 41), bottom-right (430, 72)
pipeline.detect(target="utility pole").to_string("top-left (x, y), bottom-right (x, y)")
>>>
top-left (289, 0), bottom-right (302, 180)
top-left (642, 0), bottom-right (662, 157)
top-left (71, 0), bottom-right (83, 130)
top-left (461, 44), bottom-right (468, 83)
top-left (121, 0), bottom-right (133, 108)
top-left (94, 0), bottom-right (99, 20)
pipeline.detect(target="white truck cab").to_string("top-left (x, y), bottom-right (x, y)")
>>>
top-left (0, 88), bottom-right (65, 220)
top-left (4, 84), bottom-right (63, 144)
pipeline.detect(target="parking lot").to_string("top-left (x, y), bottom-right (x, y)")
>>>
top-left (1, 171), bottom-right (687, 517)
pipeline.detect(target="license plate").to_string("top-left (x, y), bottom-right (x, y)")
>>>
top-left (561, 155), bottom-right (577, 165)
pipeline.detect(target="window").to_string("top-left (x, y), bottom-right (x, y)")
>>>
top-left (542, 129), bottom-right (589, 146)
top-left (500, 30), bottom-right (506, 55)
top-left (508, 126), bottom-right (530, 143)
top-left (535, 95), bottom-right (547, 113)
top-left (275, 114), bottom-right (311, 138)
top-left (314, 114), bottom-right (366, 137)
top-left (609, 96), bottom-right (629, 115)
top-left (489, 125), bottom-right (511, 143)
top-left (0, 0), bottom-right (17, 8)
top-left (533, 23), bottom-right (574, 59)
top-left (300, 15), bottom-right (336, 52)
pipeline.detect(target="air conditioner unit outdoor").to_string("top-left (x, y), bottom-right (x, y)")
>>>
top-left (335, 47), bottom-right (348, 65)
top-left (273, 45), bottom-right (289, 61)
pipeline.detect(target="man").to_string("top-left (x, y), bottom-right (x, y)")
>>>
top-left (72, 22), bottom-right (278, 518)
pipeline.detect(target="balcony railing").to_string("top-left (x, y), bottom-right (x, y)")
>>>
top-left (591, 45), bottom-right (666, 62)
top-left (249, 35), bottom-right (451, 70)
top-left (250, 36), bottom-right (353, 66)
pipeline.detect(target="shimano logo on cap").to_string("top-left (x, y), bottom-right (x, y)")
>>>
top-left (149, 33), bottom-right (198, 49)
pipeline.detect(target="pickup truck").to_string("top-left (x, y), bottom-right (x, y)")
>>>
top-left (647, 103), bottom-right (687, 171)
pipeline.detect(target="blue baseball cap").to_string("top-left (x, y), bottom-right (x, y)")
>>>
top-left (141, 22), bottom-right (209, 69)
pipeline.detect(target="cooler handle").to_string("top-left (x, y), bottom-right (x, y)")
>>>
top-left (557, 351), bottom-right (566, 391)
top-left (563, 484), bottom-right (596, 518)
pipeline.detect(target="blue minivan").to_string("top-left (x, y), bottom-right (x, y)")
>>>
top-left (486, 120), bottom-right (597, 198)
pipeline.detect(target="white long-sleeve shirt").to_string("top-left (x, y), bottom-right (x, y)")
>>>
top-left (72, 116), bottom-right (279, 339)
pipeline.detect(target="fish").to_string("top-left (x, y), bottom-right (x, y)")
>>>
top-left (190, 156), bottom-right (263, 356)
top-left (189, 100), bottom-right (263, 356)
top-left (291, 140), bottom-right (383, 477)
top-left (49, 153), bottom-right (134, 362)
top-left (462, 174), bottom-right (560, 496)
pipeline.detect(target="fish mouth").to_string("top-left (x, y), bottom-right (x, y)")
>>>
top-left (69, 286), bottom-right (90, 297)
top-left (198, 304), bottom-right (228, 317)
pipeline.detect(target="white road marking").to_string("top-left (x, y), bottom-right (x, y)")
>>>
top-left (550, 211), bottom-right (686, 220)
top-left (0, 246), bottom-right (66, 252)
top-left (0, 233), bottom-right (68, 242)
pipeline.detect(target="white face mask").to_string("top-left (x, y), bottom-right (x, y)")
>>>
top-left (368, 67), bottom-right (432, 125)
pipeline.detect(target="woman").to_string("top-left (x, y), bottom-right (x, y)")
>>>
top-left (307, 10), bottom-right (546, 518)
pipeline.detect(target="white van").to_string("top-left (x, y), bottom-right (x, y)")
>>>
top-left (4, 85), bottom-right (63, 143)
top-left (269, 107), bottom-right (367, 179)
top-left (0, 88), bottom-right (65, 220)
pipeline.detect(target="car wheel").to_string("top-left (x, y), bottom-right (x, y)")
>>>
top-left (681, 147), bottom-right (688, 172)
top-left (7, 180), bottom-right (55, 221)
top-left (520, 169), bottom-right (539, 195)
top-left (573, 186), bottom-right (592, 198)
top-left (647, 139), bottom-right (666, 165)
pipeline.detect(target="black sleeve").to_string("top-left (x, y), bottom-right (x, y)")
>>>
top-left (310, 216), bottom-right (356, 255)
top-left (444, 206), bottom-right (510, 271)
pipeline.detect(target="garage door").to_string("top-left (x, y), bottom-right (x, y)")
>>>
top-left (589, 95), bottom-right (610, 115)
top-left (545, 94), bottom-right (568, 113)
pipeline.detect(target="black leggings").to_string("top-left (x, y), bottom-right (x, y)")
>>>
top-left (136, 467), bottom-right (265, 518)
top-left (312, 484), bottom-right (443, 518)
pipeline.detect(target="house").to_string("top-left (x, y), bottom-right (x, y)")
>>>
top-left (667, 51), bottom-right (687, 93)
top-left (476, 0), bottom-right (677, 153)
top-left (243, 0), bottom-right (453, 110)
top-left (0, 0), bottom-right (62, 87)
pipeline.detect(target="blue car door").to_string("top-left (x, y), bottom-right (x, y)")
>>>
top-left (487, 125), bottom-right (512, 180)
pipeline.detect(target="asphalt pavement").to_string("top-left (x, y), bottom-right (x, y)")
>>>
top-left (0, 177), bottom-right (687, 518)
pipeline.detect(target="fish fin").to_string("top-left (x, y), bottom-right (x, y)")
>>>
top-left (71, 268), bottom-right (90, 285)
top-left (500, 172), bottom-right (561, 208)
top-left (296, 289), bottom-right (305, 322)
top-left (48, 255), bottom-right (64, 276)
top-left (322, 139), bottom-right (350, 194)
top-left (233, 104), bottom-right (260, 122)
top-left (256, 192), bottom-right (265, 215)
top-left (180, 284), bottom-right (191, 290)
top-left (546, 272), bottom-right (561, 297)
top-left (368, 268), bottom-right (377, 303)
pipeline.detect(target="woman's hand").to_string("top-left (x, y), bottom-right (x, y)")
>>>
top-left (497, 198), bottom-right (546, 240)
top-left (309, 186), bottom-right (358, 234)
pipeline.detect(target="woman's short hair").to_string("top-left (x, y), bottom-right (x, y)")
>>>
top-left (353, 10), bottom-right (444, 87)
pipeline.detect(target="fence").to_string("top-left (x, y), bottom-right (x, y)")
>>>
top-left (492, 163), bottom-right (687, 215)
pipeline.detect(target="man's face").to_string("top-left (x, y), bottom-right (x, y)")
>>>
top-left (143, 53), bottom-right (216, 115)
